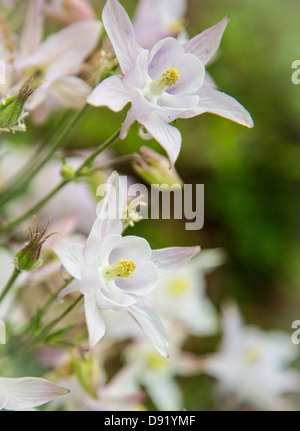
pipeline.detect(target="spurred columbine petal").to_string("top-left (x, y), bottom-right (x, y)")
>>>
top-left (84, 291), bottom-right (106, 349)
top-left (127, 297), bottom-right (169, 357)
top-left (151, 246), bottom-right (201, 276)
top-left (196, 86), bottom-right (254, 128)
top-left (0, 377), bottom-right (69, 411)
top-left (138, 113), bottom-right (182, 168)
top-left (183, 15), bottom-right (230, 65)
top-left (50, 76), bottom-right (92, 109)
top-left (102, 0), bottom-right (143, 74)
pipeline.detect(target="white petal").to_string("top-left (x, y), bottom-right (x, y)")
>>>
top-left (152, 246), bottom-right (200, 276)
top-left (196, 86), bottom-right (254, 128)
top-left (17, 20), bottom-right (102, 78)
top-left (96, 284), bottom-right (136, 309)
top-left (85, 218), bottom-right (123, 263)
top-left (102, 0), bottom-right (143, 74)
top-left (87, 75), bottom-right (131, 111)
top-left (0, 377), bottom-right (68, 411)
top-left (183, 16), bottom-right (229, 65)
top-left (52, 241), bottom-right (88, 280)
top-left (143, 373), bottom-right (182, 411)
top-left (104, 235), bottom-right (152, 265)
top-left (115, 261), bottom-right (158, 295)
top-left (127, 297), bottom-right (169, 357)
top-left (20, 0), bottom-right (43, 57)
top-left (84, 291), bottom-right (106, 349)
top-left (139, 112), bottom-right (182, 167)
top-left (50, 76), bottom-right (92, 109)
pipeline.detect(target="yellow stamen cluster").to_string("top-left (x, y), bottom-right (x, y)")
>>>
top-left (149, 67), bottom-right (180, 96)
top-left (167, 278), bottom-right (192, 296)
top-left (244, 346), bottom-right (262, 363)
top-left (102, 259), bottom-right (136, 281)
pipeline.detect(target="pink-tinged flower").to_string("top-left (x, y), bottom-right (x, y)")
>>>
top-left (203, 303), bottom-right (300, 411)
top-left (87, 0), bottom-right (253, 166)
top-left (0, 377), bottom-right (69, 411)
top-left (16, 19), bottom-right (102, 122)
top-left (133, 0), bottom-right (188, 49)
top-left (53, 172), bottom-right (200, 356)
top-left (44, 0), bottom-right (96, 26)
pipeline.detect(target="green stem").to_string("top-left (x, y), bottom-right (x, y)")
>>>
top-left (23, 294), bottom-right (83, 354)
top-left (0, 107), bottom-right (91, 207)
top-left (0, 128), bottom-right (121, 236)
top-left (0, 267), bottom-right (21, 304)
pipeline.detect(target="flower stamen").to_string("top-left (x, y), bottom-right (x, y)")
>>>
top-left (102, 259), bottom-right (136, 281)
top-left (149, 67), bottom-right (180, 96)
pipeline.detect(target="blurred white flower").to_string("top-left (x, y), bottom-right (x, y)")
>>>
top-left (149, 249), bottom-right (225, 336)
top-left (204, 303), bottom-right (300, 410)
top-left (87, 0), bottom-right (253, 166)
top-left (16, 19), bottom-right (102, 122)
top-left (0, 376), bottom-right (69, 411)
top-left (133, 0), bottom-right (188, 49)
top-left (53, 171), bottom-right (200, 356)
top-left (44, 0), bottom-right (96, 26)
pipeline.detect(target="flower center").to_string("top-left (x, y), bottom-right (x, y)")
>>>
top-left (149, 67), bottom-right (180, 96)
top-left (167, 277), bottom-right (192, 296)
top-left (244, 345), bottom-right (263, 363)
top-left (102, 259), bottom-right (136, 281)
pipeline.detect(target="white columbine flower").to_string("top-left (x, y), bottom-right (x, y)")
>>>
top-left (0, 377), bottom-right (69, 411)
top-left (53, 171), bottom-right (200, 357)
top-left (133, 0), bottom-right (188, 49)
top-left (204, 303), bottom-right (300, 410)
top-left (149, 248), bottom-right (225, 336)
top-left (87, 0), bottom-right (253, 166)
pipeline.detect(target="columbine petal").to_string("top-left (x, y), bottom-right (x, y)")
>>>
top-left (183, 15), bottom-right (229, 65)
top-left (196, 86), bottom-right (254, 128)
top-left (0, 377), bottom-right (68, 411)
top-left (17, 20), bottom-right (102, 79)
top-left (53, 242), bottom-right (88, 280)
top-left (138, 113), bottom-right (182, 167)
top-left (84, 291), bottom-right (106, 349)
top-left (151, 246), bottom-right (200, 276)
top-left (50, 76), bottom-right (92, 109)
top-left (87, 75), bottom-right (131, 111)
top-left (128, 297), bottom-right (169, 357)
top-left (102, 0), bottom-right (143, 74)
top-left (115, 261), bottom-right (158, 295)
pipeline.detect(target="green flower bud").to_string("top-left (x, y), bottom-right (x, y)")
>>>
top-left (60, 164), bottom-right (76, 180)
top-left (133, 146), bottom-right (183, 188)
top-left (72, 350), bottom-right (102, 399)
top-left (14, 215), bottom-right (60, 272)
top-left (0, 75), bottom-right (40, 133)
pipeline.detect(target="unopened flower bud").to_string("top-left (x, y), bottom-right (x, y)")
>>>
top-left (72, 350), bottom-right (102, 399)
top-left (14, 215), bottom-right (60, 272)
top-left (133, 146), bottom-right (183, 188)
top-left (0, 75), bottom-right (40, 133)
top-left (60, 163), bottom-right (76, 181)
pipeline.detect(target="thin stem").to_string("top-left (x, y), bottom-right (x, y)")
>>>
top-left (0, 128), bottom-right (121, 236)
top-left (0, 267), bottom-right (21, 304)
top-left (23, 294), bottom-right (83, 354)
top-left (0, 107), bottom-right (91, 207)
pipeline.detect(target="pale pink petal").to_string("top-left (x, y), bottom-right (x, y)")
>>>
top-left (50, 76), bottom-right (92, 108)
top-left (138, 113), bottom-right (182, 167)
top-left (0, 377), bottom-right (68, 411)
top-left (87, 75), bottom-right (131, 111)
top-left (127, 297), bottom-right (169, 357)
top-left (196, 86), bottom-right (254, 128)
top-left (120, 107), bottom-right (137, 138)
top-left (84, 291), bottom-right (106, 349)
top-left (17, 20), bottom-right (101, 79)
top-left (20, 0), bottom-right (44, 57)
top-left (102, 0), bottom-right (143, 74)
top-left (151, 246), bottom-right (200, 276)
top-left (53, 242), bottom-right (88, 280)
top-left (183, 16), bottom-right (229, 65)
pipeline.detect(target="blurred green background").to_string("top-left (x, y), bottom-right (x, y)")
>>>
top-left (5, 0), bottom-right (300, 410)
